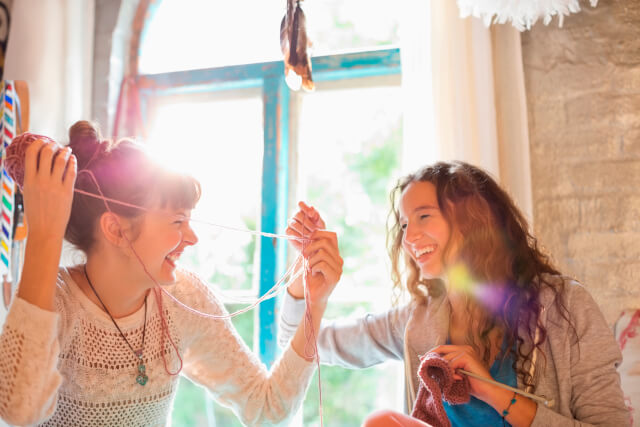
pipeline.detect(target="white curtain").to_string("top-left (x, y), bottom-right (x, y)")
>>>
top-left (4, 0), bottom-right (94, 142)
top-left (400, 0), bottom-right (533, 222)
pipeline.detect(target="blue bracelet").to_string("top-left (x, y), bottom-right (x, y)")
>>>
top-left (502, 391), bottom-right (517, 426)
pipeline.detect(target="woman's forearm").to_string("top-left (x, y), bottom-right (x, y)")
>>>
top-left (17, 233), bottom-right (64, 311)
top-left (485, 386), bottom-right (536, 427)
top-left (290, 302), bottom-right (326, 361)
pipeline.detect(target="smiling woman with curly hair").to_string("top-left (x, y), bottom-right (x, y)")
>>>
top-left (280, 161), bottom-right (628, 427)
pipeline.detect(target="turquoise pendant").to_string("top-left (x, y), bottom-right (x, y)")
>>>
top-left (136, 372), bottom-right (148, 385)
top-left (135, 355), bottom-right (148, 386)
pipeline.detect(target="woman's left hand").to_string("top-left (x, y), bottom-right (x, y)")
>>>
top-left (300, 229), bottom-right (343, 309)
top-left (432, 345), bottom-right (496, 403)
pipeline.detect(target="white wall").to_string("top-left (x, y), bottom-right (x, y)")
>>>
top-left (4, 0), bottom-right (94, 141)
top-left (0, 4), bottom-right (94, 425)
top-left (0, 0), bottom-right (95, 346)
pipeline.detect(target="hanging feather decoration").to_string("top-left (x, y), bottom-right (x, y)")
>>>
top-left (280, 0), bottom-right (314, 92)
top-left (457, 0), bottom-right (599, 31)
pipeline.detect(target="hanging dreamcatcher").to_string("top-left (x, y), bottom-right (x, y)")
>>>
top-left (280, 0), bottom-right (314, 92)
top-left (457, 0), bottom-right (599, 31)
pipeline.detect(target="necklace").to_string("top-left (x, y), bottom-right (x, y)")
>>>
top-left (83, 265), bottom-right (149, 386)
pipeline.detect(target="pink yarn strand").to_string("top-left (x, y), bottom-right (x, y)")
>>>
top-left (74, 186), bottom-right (308, 242)
top-left (157, 254), bottom-right (303, 320)
top-left (301, 216), bottom-right (323, 427)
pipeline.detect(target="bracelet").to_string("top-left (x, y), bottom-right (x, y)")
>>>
top-left (501, 391), bottom-right (517, 426)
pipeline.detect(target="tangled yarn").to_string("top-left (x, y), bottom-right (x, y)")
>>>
top-left (5, 132), bottom-right (61, 189)
top-left (411, 352), bottom-right (471, 427)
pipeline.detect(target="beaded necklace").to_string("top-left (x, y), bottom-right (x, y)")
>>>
top-left (84, 265), bottom-right (149, 386)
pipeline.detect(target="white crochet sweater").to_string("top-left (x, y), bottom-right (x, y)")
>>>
top-left (0, 268), bottom-right (315, 426)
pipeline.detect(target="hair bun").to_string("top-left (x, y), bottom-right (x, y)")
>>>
top-left (69, 120), bottom-right (100, 144)
top-left (68, 120), bottom-right (108, 169)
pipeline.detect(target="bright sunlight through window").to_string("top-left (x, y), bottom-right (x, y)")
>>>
top-left (138, 0), bottom-right (404, 425)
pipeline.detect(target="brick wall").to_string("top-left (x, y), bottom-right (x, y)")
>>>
top-left (521, 0), bottom-right (640, 323)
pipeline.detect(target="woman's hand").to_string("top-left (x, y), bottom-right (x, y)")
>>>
top-left (285, 201), bottom-right (331, 300)
top-left (432, 344), bottom-right (496, 403)
top-left (433, 344), bottom-right (538, 427)
top-left (18, 138), bottom-right (77, 311)
top-left (22, 139), bottom-right (77, 240)
top-left (299, 229), bottom-right (343, 309)
top-left (287, 203), bottom-right (343, 361)
top-left (286, 201), bottom-right (325, 252)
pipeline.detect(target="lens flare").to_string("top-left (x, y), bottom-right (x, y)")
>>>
top-left (446, 262), bottom-right (506, 314)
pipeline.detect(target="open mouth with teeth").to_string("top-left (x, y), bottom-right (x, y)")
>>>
top-left (165, 251), bottom-right (182, 268)
top-left (415, 245), bottom-right (437, 260)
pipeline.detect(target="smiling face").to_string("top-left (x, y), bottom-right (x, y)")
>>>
top-left (130, 208), bottom-right (198, 285)
top-left (399, 181), bottom-right (458, 280)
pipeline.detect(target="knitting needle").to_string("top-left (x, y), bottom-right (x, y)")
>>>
top-left (457, 369), bottom-right (554, 407)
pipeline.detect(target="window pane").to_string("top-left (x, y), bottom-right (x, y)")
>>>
top-left (296, 80), bottom-right (405, 425)
top-left (304, 0), bottom-right (400, 55)
top-left (298, 81), bottom-right (403, 304)
top-left (300, 302), bottom-right (404, 426)
top-left (139, 0), bottom-right (285, 73)
top-left (146, 94), bottom-right (263, 294)
top-left (138, 0), bottom-right (400, 74)
top-left (147, 95), bottom-right (263, 426)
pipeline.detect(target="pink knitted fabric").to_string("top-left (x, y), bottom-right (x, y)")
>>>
top-left (5, 132), bottom-right (60, 189)
top-left (411, 352), bottom-right (471, 427)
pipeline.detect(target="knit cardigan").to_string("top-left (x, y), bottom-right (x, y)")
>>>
top-left (0, 267), bottom-right (315, 426)
top-left (279, 275), bottom-right (629, 426)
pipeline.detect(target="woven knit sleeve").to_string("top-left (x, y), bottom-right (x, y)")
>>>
top-left (173, 271), bottom-right (316, 427)
top-left (0, 297), bottom-right (62, 425)
top-left (531, 281), bottom-right (629, 427)
top-left (278, 290), bottom-right (411, 368)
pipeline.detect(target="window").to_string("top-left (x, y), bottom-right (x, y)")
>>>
top-left (294, 77), bottom-right (405, 424)
top-left (134, 0), bottom-right (404, 425)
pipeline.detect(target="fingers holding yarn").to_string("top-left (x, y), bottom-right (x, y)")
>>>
top-left (19, 135), bottom-right (76, 239)
top-left (307, 259), bottom-right (341, 288)
top-left (297, 201), bottom-right (324, 228)
top-left (302, 231), bottom-right (343, 269)
top-left (8, 132), bottom-right (62, 189)
top-left (290, 201), bottom-right (325, 232)
top-left (432, 344), bottom-right (495, 400)
top-left (51, 147), bottom-right (73, 181)
top-left (37, 143), bottom-right (57, 177)
top-left (63, 154), bottom-right (78, 189)
top-left (286, 201), bottom-right (325, 253)
top-left (23, 137), bottom-right (48, 187)
top-left (300, 230), bottom-right (342, 307)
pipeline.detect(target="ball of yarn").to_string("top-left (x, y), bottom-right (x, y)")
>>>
top-left (5, 132), bottom-right (61, 189)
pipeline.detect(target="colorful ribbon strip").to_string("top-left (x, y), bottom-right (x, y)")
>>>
top-left (0, 81), bottom-right (16, 276)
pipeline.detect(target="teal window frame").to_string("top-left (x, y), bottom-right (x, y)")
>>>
top-left (136, 47), bottom-right (401, 366)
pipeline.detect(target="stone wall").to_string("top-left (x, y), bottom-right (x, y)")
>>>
top-left (521, 0), bottom-right (640, 323)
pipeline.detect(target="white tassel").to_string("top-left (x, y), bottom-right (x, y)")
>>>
top-left (457, 0), bottom-right (599, 31)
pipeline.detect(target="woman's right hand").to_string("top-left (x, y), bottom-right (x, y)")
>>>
top-left (285, 201), bottom-right (332, 300)
top-left (22, 139), bottom-right (77, 241)
top-left (286, 201), bottom-right (325, 253)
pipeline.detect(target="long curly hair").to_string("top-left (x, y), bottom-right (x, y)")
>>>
top-left (387, 161), bottom-right (568, 388)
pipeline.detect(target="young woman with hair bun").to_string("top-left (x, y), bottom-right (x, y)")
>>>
top-left (0, 120), bottom-right (342, 426)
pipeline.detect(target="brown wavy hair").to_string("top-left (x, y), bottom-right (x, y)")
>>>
top-left (65, 120), bottom-right (201, 254)
top-left (387, 161), bottom-right (569, 388)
